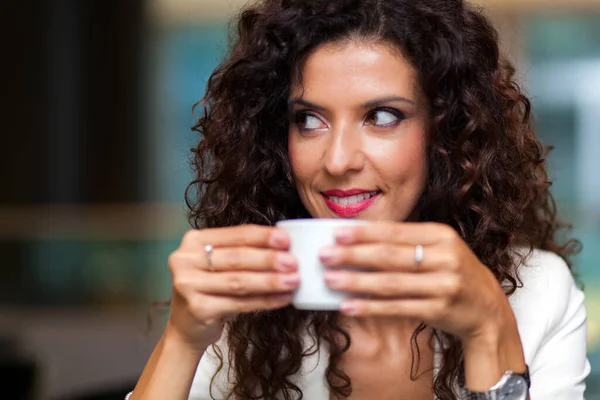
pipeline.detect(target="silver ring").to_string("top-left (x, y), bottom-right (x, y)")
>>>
top-left (204, 244), bottom-right (214, 271)
top-left (414, 244), bottom-right (424, 267)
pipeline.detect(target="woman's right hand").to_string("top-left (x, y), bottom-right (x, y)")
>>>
top-left (165, 224), bottom-right (299, 351)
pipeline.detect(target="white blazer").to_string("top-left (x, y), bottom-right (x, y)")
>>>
top-left (189, 249), bottom-right (591, 399)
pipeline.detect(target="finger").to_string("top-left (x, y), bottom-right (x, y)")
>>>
top-left (334, 221), bottom-right (457, 246)
top-left (191, 293), bottom-right (293, 320)
top-left (181, 225), bottom-right (290, 250)
top-left (319, 243), bottom-right (455, 271)
top-left (339, 298), bottom-right (445, 320)
top-left (183, 270), bottom-right (301, 296)
top-left (324, 271), bottom-right (458, 298)
top-left (171, 248), bottom-right (297, 272)
top-left (212, 247), bottom-right (297, 272)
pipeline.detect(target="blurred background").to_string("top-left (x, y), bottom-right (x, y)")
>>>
top-left (1, 0), bottom-right (599, 398)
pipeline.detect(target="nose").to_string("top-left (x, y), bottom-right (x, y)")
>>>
top-left (322, 124), bottom-right (365, 177)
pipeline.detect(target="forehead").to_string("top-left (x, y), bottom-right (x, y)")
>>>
top-left (290, 40), bottom-right (418, 102)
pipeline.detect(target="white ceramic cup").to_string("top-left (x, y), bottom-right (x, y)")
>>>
top-left (275, 218), bottom-right (368, 310)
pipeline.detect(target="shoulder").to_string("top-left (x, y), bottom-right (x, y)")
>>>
top-left (509, 248), bottom-right (584, 339)
top-left (508, 248), bottom-right (589, 398)
top-left (510, 248), bottom-right (578, 297)
top-left (509, 248), bottom-right (582, 326)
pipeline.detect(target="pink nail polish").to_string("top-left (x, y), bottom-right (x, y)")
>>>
top-left (275, 253), bottom-right (296, 271)
top-left (280, 274), bottom-right (300, 288)
top-left (340, 301), bottom-right (359, 315)
top-left (319, 247), bottom-right (336, 263)
top-left (274, 294), bottom-right (292, 304)
top-left (269, 230), bottom-right (288, 247)
top-left (324, 271), bottom-right (342, 286)
top-left (335, 228), bottom-right (353, 243)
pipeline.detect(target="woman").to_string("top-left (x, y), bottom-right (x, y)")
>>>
top-left (129, 0), bottom-right (589, 399)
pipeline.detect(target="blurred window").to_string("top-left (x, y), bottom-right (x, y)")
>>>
top-left (526, 13), bottom-right (600, 399)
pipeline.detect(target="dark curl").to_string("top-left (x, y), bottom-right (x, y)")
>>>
top-left (185, 0), bottom-right (580, 398)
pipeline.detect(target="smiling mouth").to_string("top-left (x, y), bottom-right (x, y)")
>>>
top-left (321, 190), bottom-right (382, 217)
top-left (324, 191), bottom-right (380, 205)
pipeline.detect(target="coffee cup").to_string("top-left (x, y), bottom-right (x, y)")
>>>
top-left (275, 218), bottom-right (368, 310)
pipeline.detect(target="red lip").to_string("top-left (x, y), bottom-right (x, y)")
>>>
top-left (323, 189), bottom-right (375, 197)
top-left (322, 191), bottom-right (381, 217)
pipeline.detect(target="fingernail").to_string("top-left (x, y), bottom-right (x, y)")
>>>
top-left (335, 228), bottom-right (353, 244)
top-left (275, 253), bottom-right (297, 271)
top-left (324, 271), bottom-right (342, 288)
top-left (269, 230), bottom-right (288, 247)
top-left (274, 294), bottom-right (293, 304)
top-left (319, 247), bottom-right (337, 264)
top-left (280, 274), bottom-right (300, 288)
top-left (340, 301), bottom-right (359, 315)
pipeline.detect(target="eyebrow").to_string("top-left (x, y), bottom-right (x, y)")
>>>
top-left (289, 96), bottom-right (415, 111)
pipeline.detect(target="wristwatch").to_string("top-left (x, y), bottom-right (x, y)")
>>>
top-left (460, 365), bottom-right (530, 400)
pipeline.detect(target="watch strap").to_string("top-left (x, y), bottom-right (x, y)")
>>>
top-left (459, 388), bottom-right (500, 400)
top-left (459, 365), bottom-right (530, 400)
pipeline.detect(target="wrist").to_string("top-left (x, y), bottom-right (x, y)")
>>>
top-left (462, 310), bottom-right (526, 391)
top-left (164, 322), bottom-right (211, 358)
top-left (463, 294), bottom-right (522, 351)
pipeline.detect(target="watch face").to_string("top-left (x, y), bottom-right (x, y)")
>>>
top-left (499, 374), bottom-right (529, 400)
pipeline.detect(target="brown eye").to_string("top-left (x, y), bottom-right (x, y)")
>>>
top-left (295, 112), bottom-right (326, 130)
top-left (365, 108), bottom-right (404, 127)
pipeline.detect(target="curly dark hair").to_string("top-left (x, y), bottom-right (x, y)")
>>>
top-left (185, 0), bottom-right (580, 399)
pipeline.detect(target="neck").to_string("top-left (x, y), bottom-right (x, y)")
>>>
top-left (343, 315), bottom-right (420, 332)
top-left (334, 316), bottom-right (434, 363)
top-left (342, 316), bottom-right (426, 346)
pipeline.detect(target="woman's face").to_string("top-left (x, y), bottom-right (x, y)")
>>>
top-left (288, 40), bottom-right (429, 221)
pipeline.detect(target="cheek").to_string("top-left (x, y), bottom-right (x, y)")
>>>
top-left (374, 128), bottom-right (427, 184)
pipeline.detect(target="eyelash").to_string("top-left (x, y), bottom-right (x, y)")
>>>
top-left (293, 107), bottom-right (406, 132)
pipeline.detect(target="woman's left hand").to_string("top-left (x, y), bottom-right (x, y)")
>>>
top-left (319, 221), bottom-right (514, 342)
